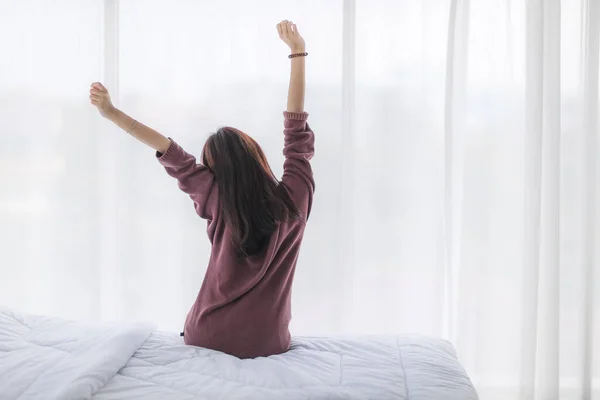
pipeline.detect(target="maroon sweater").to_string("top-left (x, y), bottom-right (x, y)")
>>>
top-left (156, 111), bottom-right (314, 359)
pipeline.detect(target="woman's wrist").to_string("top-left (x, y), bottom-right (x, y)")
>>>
top-left (290, 46), bottom-right (306, 54)
top-left (103, 105), bottom-right (119, 121)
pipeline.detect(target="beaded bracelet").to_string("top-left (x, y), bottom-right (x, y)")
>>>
top-left (289, 52), bottom-right (308, 59)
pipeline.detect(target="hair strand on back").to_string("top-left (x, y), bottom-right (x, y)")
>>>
top-left (202, 127), bottom-right (300, 257)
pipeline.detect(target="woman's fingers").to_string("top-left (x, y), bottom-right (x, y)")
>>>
top-left (90, 82), bottom-right (106, 92)
top-left (277, 20), bottom-right (298, 37)
top-left (277, 19), bottom-right (302, 45)
top-left (89, 94), bottom-right (100, 100)
top-left (282, 20), bottom-right (290, 35)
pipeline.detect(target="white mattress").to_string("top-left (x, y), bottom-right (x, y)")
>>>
top-left (0, 308), bottom-right (478, 400)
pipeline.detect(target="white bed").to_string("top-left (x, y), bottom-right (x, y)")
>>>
top-left (0, 308), bottom-right (478, 400)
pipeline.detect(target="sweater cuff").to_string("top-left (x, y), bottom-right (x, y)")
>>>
top-left (156, 138), bottom-right (177, 163)
top-left (283, 111), bottom-right (309, 120)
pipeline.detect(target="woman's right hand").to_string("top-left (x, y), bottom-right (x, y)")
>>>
top-left (277, 20), bottom-right (305, 53)
top-left (89, 82), bottom-right (116, 118)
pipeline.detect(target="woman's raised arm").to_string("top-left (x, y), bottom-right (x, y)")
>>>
top-left (277, 21), bottom-right (315, 220)
top-left (89, 82), bottom-right (217, 220)
top-left (277, 20), bottom-right (306, 113)
top-left (89, 82), bottom-right (171, 154)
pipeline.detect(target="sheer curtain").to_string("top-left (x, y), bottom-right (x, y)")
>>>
top-left (0, 0), bottom-right (599, 398)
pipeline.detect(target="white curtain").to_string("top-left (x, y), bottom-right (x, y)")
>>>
top-left (1, 0), bottom-right (599, 398)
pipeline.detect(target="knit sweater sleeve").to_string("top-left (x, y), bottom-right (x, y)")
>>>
top-left (156, 139), bottom-right (217, 220)
top-left (281, 111), bottom-right (315, 221)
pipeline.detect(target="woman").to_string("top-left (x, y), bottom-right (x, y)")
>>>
top-left (90, 20), bottom-right (314, 359)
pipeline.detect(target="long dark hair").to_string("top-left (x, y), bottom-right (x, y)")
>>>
top-left (202, 127), bottom-right (300, 257)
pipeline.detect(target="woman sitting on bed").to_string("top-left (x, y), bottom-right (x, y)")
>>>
top-left (89, 20), bottom-right (314, 359)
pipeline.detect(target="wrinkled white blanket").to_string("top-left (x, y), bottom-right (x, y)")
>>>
top-left (0, 308), bottom-right (478, 400)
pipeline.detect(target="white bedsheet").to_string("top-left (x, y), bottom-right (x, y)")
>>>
top-left (0, 308), bottom-right (478, 400)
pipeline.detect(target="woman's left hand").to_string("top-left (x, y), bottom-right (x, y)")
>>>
top-left (89, 82), bottom-right (115, 118)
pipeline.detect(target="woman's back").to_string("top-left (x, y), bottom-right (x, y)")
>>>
top-left (157, 112), bottom-right (315, 358)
